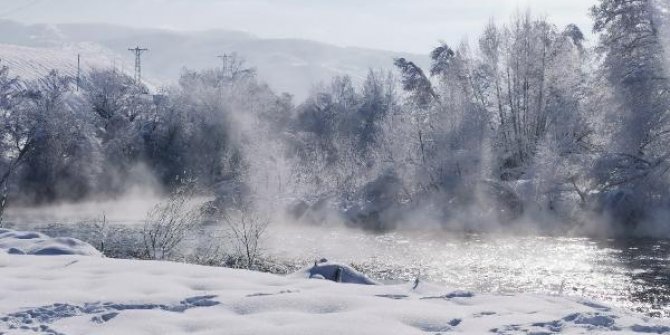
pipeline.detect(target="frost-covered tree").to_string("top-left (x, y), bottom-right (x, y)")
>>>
top-left (588, 0), bottom-right (670, 227)
top-left (516, 24), bottom-right (594, 218)
top-left (385, 12), bottom-right (594, 225)
top-left (0, 64), bottom-right (24, 224)
top-left (477, 14), bottom-right (588, 179)
top-left (391, 41), bottom-right (493, 221)
top-left (82, 69), bottom-right (154, 193)
top-left (592, 0), bottom-right (669, 156)
top-left (146, 68), bottom-right (236, 187)
top-left (290, 71), bottom-right (397, 200)
top-left (144, 57), bottom-right (294, 213)
top-left (16, 71), bottom-right (102, 203)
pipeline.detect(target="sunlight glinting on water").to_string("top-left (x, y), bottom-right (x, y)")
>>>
top-left (267, 224), bottom-right (669, 317)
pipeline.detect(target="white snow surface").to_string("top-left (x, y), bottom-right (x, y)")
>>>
top-left (0, 43), bottom-right (111, 79)
top-left (0, 43), bottom-right (159, 91)
top-left (1, 253), bottom-right (669, 334)
top-left (0, 229), bottom-right (101, 257)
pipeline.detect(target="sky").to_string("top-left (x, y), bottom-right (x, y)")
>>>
top-left (0, 0), bottom-right (598, 53)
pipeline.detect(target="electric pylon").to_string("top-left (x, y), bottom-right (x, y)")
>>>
top-left (128, 46), bottom-right (149, 85)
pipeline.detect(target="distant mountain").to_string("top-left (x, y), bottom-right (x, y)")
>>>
top-left (0, 20), bottom-right (429, 100)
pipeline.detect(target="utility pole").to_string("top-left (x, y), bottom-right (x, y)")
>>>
top-left (128, 46), bottom-right (149, 85)
top-left (76, 53), bottom-right (80, 91)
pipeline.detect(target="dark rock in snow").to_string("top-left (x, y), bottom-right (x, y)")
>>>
top-left (300, 261), bottom-right (379, 285)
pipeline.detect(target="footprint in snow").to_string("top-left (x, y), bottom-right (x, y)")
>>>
top-left (421, 290), bottom-right (475, 300)
top-left (375, 294), bottom-right (409, 300)
top-left (246, 289), bottom-right (299, 298)
top-left (410, 318), bottom-right (462, 333)
top-left (0, 295), bottom-right (220, 335)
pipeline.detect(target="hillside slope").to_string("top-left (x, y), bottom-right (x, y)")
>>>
top-left (0, 20), bottom-right (428, 99)
top-left (0, 42), bottom-right (160, 90)
top-left (0, 42), bottom-right (115, 79)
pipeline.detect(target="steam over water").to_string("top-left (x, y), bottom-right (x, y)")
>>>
top-left (267, 224), bottom-right (670, 318)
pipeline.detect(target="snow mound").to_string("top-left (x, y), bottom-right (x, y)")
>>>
top-left (0, 229), bottom-right (101, 257)
top-left (293, 259), bottom-right (379, 285)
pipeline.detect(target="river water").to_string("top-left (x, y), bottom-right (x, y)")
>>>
top-left (266, 224), bottom-right (670, 318)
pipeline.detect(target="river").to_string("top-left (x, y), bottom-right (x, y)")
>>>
top-left (267, 224), bottom-right (670, 318)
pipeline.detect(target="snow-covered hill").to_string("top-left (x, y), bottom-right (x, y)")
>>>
top-left (0, 42), bottom-right (162, 91)
top-left (0, 42), bottom-right (128, 80)
top-left (0, 20), bottom-right (428, 100)
top-left (0, 230), bottom-right (668, 334)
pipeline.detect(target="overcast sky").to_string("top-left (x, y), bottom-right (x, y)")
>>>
top-left (0, 0), bottom-right (598, 53)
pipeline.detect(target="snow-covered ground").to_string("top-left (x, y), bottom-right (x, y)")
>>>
top-left (0, 43), bottom-right (159, 90)
top-left (0, 43), bottom-right (115, 79)
top-left (1, 230), bottom-right (669, 334)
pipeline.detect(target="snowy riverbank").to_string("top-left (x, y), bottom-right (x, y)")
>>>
top-left (1, 244), bottom-right (670, 334)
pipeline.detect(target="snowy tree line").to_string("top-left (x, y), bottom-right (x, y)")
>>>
top-left (1, 0), bottom-right (669, 236)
